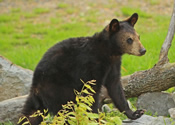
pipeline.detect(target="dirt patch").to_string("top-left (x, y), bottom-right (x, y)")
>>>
top-left (0, 0), bottom-right (173, 16)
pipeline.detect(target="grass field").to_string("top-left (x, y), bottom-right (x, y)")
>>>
top-left (0, 0), bottom-right (174, 76)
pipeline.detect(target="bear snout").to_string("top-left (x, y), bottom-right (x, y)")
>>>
top-left (139, 48), bottom-right (146, 55)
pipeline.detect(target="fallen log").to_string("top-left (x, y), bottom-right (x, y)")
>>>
top-left (123, 63), bottom-right (175, 98)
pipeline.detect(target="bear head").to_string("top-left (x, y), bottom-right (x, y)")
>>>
top-left (106, 13), bottom-right (146, 56)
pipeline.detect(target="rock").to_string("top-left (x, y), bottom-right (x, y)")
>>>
top-left (168, 108), bottom-right (175, 119)
top-left (172, 92), bottom-right (175, 103)
top-left (0, 95), bottom-right (28, 123)
top-left (0, 56), bottom-right (33, 101)
top-left (137, 92), bottom-right (175, 116)
top-left (101, 104), bottom-right (111, 113)
top-left (122, 115), bottom-right (175, 125)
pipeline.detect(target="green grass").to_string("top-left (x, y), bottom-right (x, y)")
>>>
top-left (146, 0), bottom-right (161, 5)
top-left (57, 3), bottom-right (69, 9)
top-left (121, 6), bottom-right (152, 18)
top-left (0, 14), bottom-right (19, 22)
top-left (0, 121), bottom-right (13, 125)
top-left (23, 12), bottom-right (37, 18)
top-left (34, 8), bottom-right (50, 14)
top-left (11, 8), bottom-right (21, 13)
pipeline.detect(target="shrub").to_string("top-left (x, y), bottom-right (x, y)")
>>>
top-left (18, 80), bottom-right (122, 125)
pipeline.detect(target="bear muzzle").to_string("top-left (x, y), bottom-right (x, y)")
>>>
top-left (139, 48), bottom-right (146, 55)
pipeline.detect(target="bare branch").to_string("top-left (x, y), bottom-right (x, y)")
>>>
top-left (158, 0), bottom-right (175, 65)
top-left (123, 63), bottom-right (175, 98)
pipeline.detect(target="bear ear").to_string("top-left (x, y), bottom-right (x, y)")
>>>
top-left (109, 19), bottom-right (120, 33)
top-left (127, 13), bottom-right (138, 27)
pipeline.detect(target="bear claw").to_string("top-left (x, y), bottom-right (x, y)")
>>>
top-left (132, 109), bottom-right (145, 119)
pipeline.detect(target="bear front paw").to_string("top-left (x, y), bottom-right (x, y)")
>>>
top-left (131, 109), bottom-right (145, 120)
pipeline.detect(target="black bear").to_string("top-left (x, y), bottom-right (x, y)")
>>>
top-left (20, 13), bottom-right (146, 125)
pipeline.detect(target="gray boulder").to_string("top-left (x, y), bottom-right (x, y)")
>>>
top-left (123, 115), bottom-right (175, 125)
top-left (168, 108), bottom-right (175, 119)
top-left (137, 92), bottom-right (175, 116)
top-left (0, 95), bottom-right (28, 123)
top-left (0, 56), bottom-right (33, 101)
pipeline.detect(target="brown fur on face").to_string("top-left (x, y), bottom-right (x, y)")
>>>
top-left (116, 22), bottom-right (145, 56)
top-left (107, 13), bottom-right (146, 56)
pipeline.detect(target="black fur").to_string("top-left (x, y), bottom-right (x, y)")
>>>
top-left (19, 15), bottom-right (144, 125)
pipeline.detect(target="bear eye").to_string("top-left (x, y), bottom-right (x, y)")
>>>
top-left (127, 38), bottom-right (133, 44)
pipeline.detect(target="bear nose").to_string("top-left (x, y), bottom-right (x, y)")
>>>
top-left (139, 48), bottom-right (146, 55)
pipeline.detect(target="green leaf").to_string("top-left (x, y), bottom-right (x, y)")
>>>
top-left (79, 103), bottom-right (92, 111)
top-left (99, 119), bottom-right (107, 124)
top-left (67, 112), bottom-right (75, 117)
top-left (88, 80), bottom-right (96, 85)
top-left (17, 116), bottom-right (29, 124)
top-left (88, 123), bottom-right (99, 125)
top-left (75, 96), bottom-right (79, 103)
top-left (99, 112), bottom-right (105, 120)
top-left (86, 113), bottom-right (99, 119)
top-left (84, 84), bottom-right (91, 89)
top-left (44, 109), bottom-right (48, 114)
top-left (80, 79), bottom-right (86, 84)
top-left (108, 116), bottom-right (122, 125)
top-left (22, 121), bottom-right (31, 125)
top-left (82, 89), bottom-right (93, 95)
top-left (88, 95), bottom-right (95, 103)
top-left (74, 89), bottom-right (80, 95)
top-left (84, 84), bottom-right (96, 93)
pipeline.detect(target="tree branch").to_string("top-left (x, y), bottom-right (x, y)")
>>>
top-left (123, 63), bottom-right (175, 98)
top-left (157, 0), bottom-right (175, 66)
